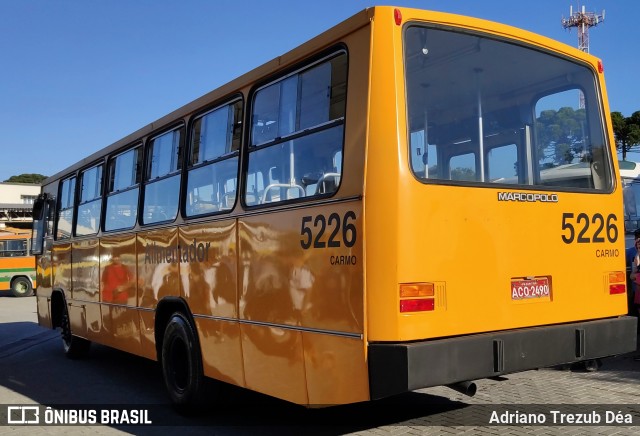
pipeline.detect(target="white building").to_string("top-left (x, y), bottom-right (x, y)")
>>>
top-left (0, 182), bottom-right (41, 226)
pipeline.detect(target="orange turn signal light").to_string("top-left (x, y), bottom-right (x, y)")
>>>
top-left (609, 271), bottom-right (625, 283)
top-left (400, 283), bottom-right (435, 298)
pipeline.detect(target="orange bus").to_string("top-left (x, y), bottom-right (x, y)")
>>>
top-left (0, 227), bottom-right (36, 297)
top-left (32, 6), bottom-right (636, 408)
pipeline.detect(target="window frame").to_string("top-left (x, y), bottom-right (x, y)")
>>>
top-left (55, 175), bottom-right (77, 241)
top-left (0, 239), bottom-right (28, 257)
top-left (243, 47), bottom-right (349, 210)
top-left (74, 162), bottom-right (104, 237)
top-left (141, 124), bottom-right (185, 226)
top-left (145, 124), bottom-right (184, 181)
top-left (183, 96), bottom-right (244, 219)
top-left (402, 22), bottom-right (612, 194)
top-left (103, 144), bottom-right (143, 233)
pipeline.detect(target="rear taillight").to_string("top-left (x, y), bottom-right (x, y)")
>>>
top-left (609, 284), bottom-right (626, 295)
top-left (400, 298), bottom-right (434, 313)
top-left (399, 283), bottom-right (435, 312)
top-left (608, 271), bottom-right (626, 295)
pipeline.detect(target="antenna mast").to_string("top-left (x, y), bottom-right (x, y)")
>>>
top-left (561, 4), bottom-right (605, 107)
top-left (561, 4), bottom-right (605, 54)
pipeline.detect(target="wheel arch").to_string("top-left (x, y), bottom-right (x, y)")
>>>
top-left (155, 297), bottom-right (200, 361)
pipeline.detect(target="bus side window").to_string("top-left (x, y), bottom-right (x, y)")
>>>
top-left (104, 147), bottom-right (142, 231)
top-left (143, 128), bottom-right (182, 225)
top-left (0, 240), bottom-right (27, 257)
top-left (56, 176), bottom-right (76, 239)
top-left (246, 52), bottom-right (347, 206)
top-left (185, 100), bottom-right (242, 217)
top-left (76, 164), bottom-right (103, 236)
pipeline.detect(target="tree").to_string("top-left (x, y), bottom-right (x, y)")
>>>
top-left (612, 111), bottom-right (640, 161)
top-left (535, 106), bottom-right (587, 167)
top-left (3, 173), bottom-right (48, 184)
top-left (450, 167), bottom-right (476, 181)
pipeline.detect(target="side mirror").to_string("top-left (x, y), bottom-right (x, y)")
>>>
top-left (31, 194), bottom-right (52, 255)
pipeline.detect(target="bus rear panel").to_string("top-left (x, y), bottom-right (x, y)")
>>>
top-left (365, 7), bottom-right (635, 399)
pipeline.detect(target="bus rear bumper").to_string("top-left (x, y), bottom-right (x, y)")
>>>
top-left (368, 316), bottom-right (638, 400)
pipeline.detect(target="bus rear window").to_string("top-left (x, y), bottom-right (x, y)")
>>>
top-left (404, 25), bottom-right (611, 191)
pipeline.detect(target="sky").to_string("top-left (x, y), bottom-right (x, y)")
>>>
top-left (1, 0), bottom-right (637, 180)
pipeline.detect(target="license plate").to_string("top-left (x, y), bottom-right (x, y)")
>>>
top-left (511, 277), bottom-right (550, 300)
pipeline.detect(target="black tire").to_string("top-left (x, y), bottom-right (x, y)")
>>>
top-left (161, 312), bottom-right (207, 411)
top-left (584, 359), bottom-right (602, 372)
top-left (10, 277), bottom-right (33, 297)
top-left (60, 306), bottom-right (90, 359)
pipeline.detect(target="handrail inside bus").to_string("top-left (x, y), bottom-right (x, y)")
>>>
top-left (316, 172), bottom-right (341, 194)
top-left (260, 183), bottom-right (305, 204)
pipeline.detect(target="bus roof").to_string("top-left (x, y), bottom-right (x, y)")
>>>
top-left (42, 6), bottom-right (600, 186)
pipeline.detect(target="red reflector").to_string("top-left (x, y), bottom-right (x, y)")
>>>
top-left (394, 8), bottom-right (402, 26)
top-left (400, 298), bottom-right (434, 312)
top-left (609, 284), bottom-right (626, 295)
top-left (598, 60), bottom-right (604, 73)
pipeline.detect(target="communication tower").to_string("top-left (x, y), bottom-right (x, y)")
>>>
top-left (561, 4), bottom-right (605, 54)
top-left (561, 4), bottom-right (605, 108)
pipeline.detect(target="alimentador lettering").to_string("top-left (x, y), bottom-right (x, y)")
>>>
top-left (144, 239), bottom-right (211, 264)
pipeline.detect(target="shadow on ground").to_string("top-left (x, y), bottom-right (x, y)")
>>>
top-left (0, 333), bottom-right (472, 435)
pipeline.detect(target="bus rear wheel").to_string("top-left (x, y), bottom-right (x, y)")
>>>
top-left (11, 277), bottom-right (33, 297)
top-left (60, 306), bottom-right (90, 358)
top-left (161, 312), bottom-right (206, 412)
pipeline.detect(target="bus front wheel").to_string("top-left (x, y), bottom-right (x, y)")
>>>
top-left (11, 277), bottom-right (33, 297)
top-left (60, 306), bottom-right (90, 358)
top-left (161, 312), bottom-right (206, 411)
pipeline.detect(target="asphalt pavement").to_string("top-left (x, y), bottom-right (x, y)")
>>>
top-left (0, 293), bottom-right (639, 435)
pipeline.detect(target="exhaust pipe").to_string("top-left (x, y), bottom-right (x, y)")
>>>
top-left (446, 381), bottom-right (477, 397)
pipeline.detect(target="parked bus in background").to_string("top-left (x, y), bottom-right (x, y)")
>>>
top-left (31, 6), bottom-right (636, 408)
top-left (0, 226), bottom-right (36, 297)
top-left (619, 160), bottom-right (640, 313)
top-left (621, 160), bottom-right (640, 235)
